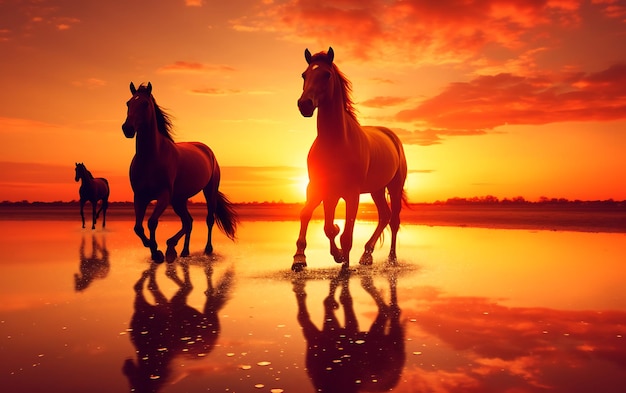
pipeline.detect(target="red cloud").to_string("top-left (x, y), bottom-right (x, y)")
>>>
top-left (360, 96), bottom-right (411, 108)
top-left (157, 61), bottom-right (235, 73)
top-left (401, 293), bottom-right (626, 392)
top-left (396, 63), bottom-right (626, 129)
top-left (232, 0), bottom-right (584, 63)
top-left (393, 127), bottom-right (487, 146)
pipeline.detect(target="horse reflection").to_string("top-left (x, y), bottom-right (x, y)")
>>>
top-left (123, 261), bottom-right (233, 392)
top-left (293, 269), bottom-right (405, 392)
top-left (74, 234), bottom-right (109, 292)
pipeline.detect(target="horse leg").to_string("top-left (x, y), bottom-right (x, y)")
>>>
top-left (97, 198), bottom-right (108, 228)
top-left (102, 199), bottom-right (108, 228)
top-left (337, 193), bottom-right (359, 266)
top-left (202, 182), bottom-right (218, 255)
top-left (165, 199), bottom-right (193, 263)
top-left (292, 196), bottom-right (321, 272)
top-left (79, 199), bottom-right (86, 228)
top-left (322, 197), bottom-right (343, 264)
top-left (146, 193), bottom-right (170, 263)
top-left (133, 195), bottom-right (162, 263)
top-left (360, 189), bottom-right (391, 265)
top-left (387, 184), bottom-right (403, 264)
top-left (91, 200), bottom-right (97, 230)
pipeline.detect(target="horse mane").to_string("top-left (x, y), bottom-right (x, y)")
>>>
top-left (310, 51), bottom-right (358, 123)
top-left (137, 83), bottom-right (175, 141)
top-left (77, 163), bottom-right (93, 179)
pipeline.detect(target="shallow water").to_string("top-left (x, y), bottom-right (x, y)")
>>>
top-left (0, 218), bottom-right (625, 392)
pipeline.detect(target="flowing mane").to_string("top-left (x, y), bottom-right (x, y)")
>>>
top-left (137, 84), bottom-right (175, 141)
top-left (309, 52), bottom-right (358, 122)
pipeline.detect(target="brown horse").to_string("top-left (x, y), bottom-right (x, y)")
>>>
top-left (293, 269), bottom-right (405, 392)
top-left (74, 162), bottom-right (109, 229)
top-left (122, 82), bottom-right (238, 263)
top-left (293, 48), bottom-right (408, 271)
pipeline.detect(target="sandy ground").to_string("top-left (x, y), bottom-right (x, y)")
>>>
top-left (1, 202), bottom-right (624, 233)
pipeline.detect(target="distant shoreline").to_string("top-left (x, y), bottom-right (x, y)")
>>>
top-left (1, 202), bottom-right (624, 234)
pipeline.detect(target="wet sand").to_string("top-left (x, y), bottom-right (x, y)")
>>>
top-left (0, 207), bottom-right (625, 392)
top-left (2, 202), bottom-right (625, 233)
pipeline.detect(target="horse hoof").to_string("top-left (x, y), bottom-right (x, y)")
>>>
top-left (292, 262), bottom-right (307, 272)
top-left (152, 250), bottom-right (165, 264)
top-left (165, 247), bottom-right (177, 263)
top-left (333, 251), bottom-right (345, 264)
top-left (359, 254), bottom-right (373, 266)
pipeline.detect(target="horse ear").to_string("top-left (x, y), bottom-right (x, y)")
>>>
top-left (147, 82), bottom-right (152, 94)
top-left (305, 48), bottom-right (312, 64)
top-left (130, 82), bottom-right (136, 94)
top-left (327, 47), bottom-right (334, 63)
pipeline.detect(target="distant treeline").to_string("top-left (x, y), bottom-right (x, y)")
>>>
top-left (1, 197), bottom-right (624, 207)
top-left (433, 196), bottom-right (625, 206)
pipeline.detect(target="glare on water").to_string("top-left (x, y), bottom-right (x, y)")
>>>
top-left (0, 217), bottom-right (624, 393)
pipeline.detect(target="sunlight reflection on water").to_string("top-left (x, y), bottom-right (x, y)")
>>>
top-left (0, 218), bottom-right (625, 392)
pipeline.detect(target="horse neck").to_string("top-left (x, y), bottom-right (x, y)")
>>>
top-left (79, 171), bottom-right (93, 185)
top-left (135, 112), bottom-right (170, 157)
top-left (316, 83), bottom-right (358, 144)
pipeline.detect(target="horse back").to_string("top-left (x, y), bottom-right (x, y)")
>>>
top-left (173, 142), bottom-right (219, 198)
top-left (361, 126), bottom-right (407, 190)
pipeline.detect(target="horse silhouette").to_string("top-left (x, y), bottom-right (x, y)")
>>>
top-left (293, 48), bottom-right (408, 271)
top-left (122, 82), bottom-right (238, 263)
top-left (293, 269), bottom-right (405, 392)
top-left (123, 261), bottom-right (233, 392)
top-left (74, 162), bottom-right (109, 229)
top-left (74, 234), bottom-right (110, 292)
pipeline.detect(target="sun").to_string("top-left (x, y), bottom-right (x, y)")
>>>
top-left (294, 174), bottom-right (310, 200)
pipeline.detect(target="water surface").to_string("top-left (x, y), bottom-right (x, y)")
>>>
top-left (0, 218), bottom-right (624, 392)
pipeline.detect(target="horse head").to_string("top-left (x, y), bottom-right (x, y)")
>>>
top-left (74, 162), bottom-right (85, 182)
top-left (122, 81), bottom-right (153, 138)
top-left (298, 47), bottom-right (337, 117)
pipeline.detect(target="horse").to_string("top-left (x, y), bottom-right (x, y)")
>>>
top-left (74, 162), bottom-right (110, 229)
top-left (293, 269), bottom-right (405, 392)
top-left (293, 47), bottom-right (408, 272)
top-left (122, 82), bottom-right (238, 263)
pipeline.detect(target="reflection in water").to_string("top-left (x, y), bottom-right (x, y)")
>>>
top-left (74, 234), bottom-right (109, 292)
top-left (123, 260), bottom-right (234, 392)
top-left (293, 269), bottom-right (405, 393)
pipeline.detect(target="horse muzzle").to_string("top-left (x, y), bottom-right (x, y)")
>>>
top-left (122, 123), bottom-right (136, 138)
top-left (297, 98), bottom-right (316, 117)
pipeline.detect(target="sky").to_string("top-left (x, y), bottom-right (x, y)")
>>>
top-left (0, 0), bottom-right (625, 203)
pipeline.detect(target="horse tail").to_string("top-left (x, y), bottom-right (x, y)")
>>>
top-left (214, 191), bottom-right (239, 241)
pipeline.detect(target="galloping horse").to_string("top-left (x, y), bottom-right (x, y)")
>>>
top-left (293, 48), bottom-right (408, 271)
top-left (74, 162), bottom-right (109, 229)
top-left (122, 82), bottom-right (238, 263)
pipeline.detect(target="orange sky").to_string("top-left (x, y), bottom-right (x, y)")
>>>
top-left (0, 0), bottom-right (625, 203)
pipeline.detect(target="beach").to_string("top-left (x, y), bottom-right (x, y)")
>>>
top-left (2, 202), bottom-right (624, 233)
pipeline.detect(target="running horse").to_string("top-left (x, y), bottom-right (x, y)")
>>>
top-left (122, 82), bottom-right (238, 263)
top-left (74, 163), bottom-right (109, 229)
top-left (293, 47), bottom-right (408, 271)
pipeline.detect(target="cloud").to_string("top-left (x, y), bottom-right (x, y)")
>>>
top-left (396, 63), bottom-right (626, 129)
top-left (185, 0), bottom-right (203, 6)
top-left (157, 61), bottom-right (236, 74)
top-left (393, 127), bottom-right (487, 146)
top-left (360, 96), bottom-right (411, 108)
top-left (230, 0), bottom-right (585, 65)
top-left (399, 290), bottom-right (626, 393)
top-left (72, 78), bottom-right (107, 89)
top-left (191, 87), bottom-right (242, 96)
